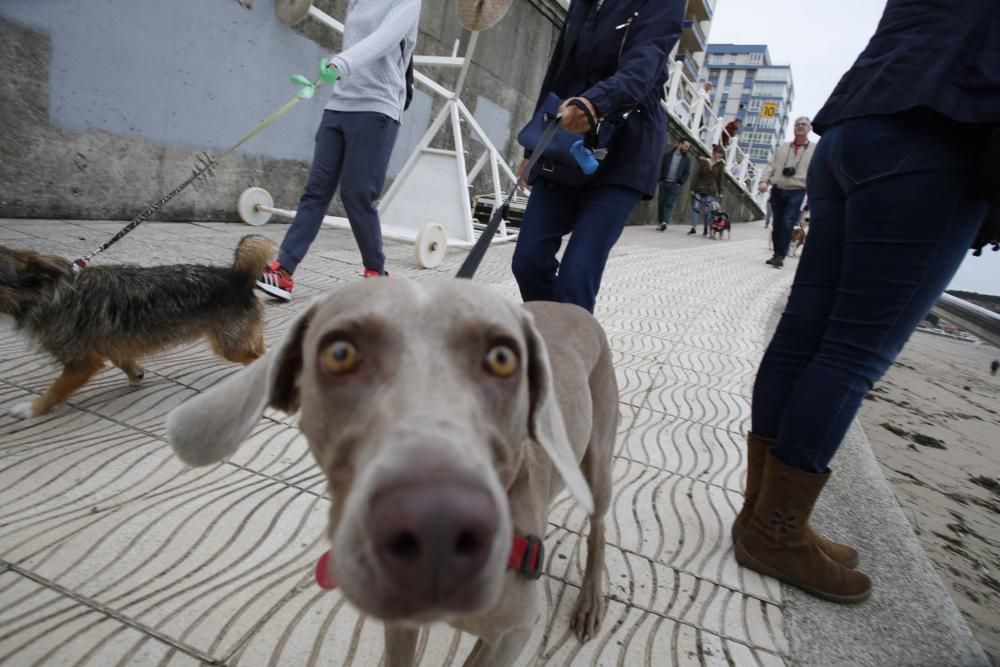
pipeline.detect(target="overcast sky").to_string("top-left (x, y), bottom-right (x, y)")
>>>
top-left (709, 0), bottom-right (999, 297)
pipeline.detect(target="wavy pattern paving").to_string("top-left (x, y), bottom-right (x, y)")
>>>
top-left (0, 220), bottom-right (794, 665)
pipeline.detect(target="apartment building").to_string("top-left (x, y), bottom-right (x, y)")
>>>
top-left (703, 44), bottom-right (794, 168)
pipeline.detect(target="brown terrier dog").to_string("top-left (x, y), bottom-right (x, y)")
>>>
top-left (0, 235), bottom-right (275, 418)
top-left (789, 224), bottom-right (807, 257)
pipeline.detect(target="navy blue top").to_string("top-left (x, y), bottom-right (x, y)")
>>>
top-left (531, 0), bottom-right (684, 198)
top-left (659, 148), bottom-right (692, 185)
top-left (813, 0), bottom-right (1000, 134)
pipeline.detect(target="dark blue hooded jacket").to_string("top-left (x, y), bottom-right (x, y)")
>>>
top-left (813, 0), bottom-right (1000, 133)
top-left (530, 0), bottom-right (685, 198)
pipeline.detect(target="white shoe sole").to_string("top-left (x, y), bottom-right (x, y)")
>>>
top-left (255, 280), bottom-right (292, 301)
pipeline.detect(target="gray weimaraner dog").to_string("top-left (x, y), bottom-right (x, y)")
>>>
top-left (167, 278), bottom-right (618, 666)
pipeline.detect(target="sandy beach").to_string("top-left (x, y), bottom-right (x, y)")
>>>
top-left (860, 328), bottom-right (1000, 664)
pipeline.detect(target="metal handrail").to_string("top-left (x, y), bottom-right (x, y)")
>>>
top-left (937, 292), bottom-right (1000, 335)
top-left (661, 60), bottom-right (766, 207)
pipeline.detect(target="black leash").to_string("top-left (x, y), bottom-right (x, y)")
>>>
top-left (456, 117), bottom-right (562, 279)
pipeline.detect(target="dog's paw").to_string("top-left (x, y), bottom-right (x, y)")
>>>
top-left (128, 367), bottom-right (146, 386)
top-left (8, 401), bottom-right (38, 419)
top-left (569, 585), bottom-right (607, 643)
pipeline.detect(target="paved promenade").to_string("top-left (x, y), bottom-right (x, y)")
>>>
top-left (0, 218), bottom-right (986, 666)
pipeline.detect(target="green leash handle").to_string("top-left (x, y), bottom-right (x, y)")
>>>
top-left (292, 58), bottom-right (339, 99)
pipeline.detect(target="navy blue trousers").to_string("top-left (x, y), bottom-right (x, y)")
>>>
top-left (769, 186), bottom-right (807, 258)
top-left (279, 110), bottom-right (399, 274)
top-left (657, 181), bottom-right (682, 224)
top-left (752, 113), bottom-right (989, 473)
top-left (512, 181), bottom-right (640, 312)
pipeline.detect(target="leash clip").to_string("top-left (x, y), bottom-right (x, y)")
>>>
top-left (290, 74), bottom-right (317, 99)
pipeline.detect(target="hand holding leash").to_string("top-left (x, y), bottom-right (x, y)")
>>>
top-left (562, 98), bottom-right (601, 175)
top-left (559, 97), bottom-right (597, 133)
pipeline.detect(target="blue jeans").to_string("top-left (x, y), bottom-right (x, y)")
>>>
top-left (769, 187), bottom-right (806, 257)
top-left (279, 110), bottom-right (400, 274)
top-left (512, 182), bottom-right (640, 312)
top-left (751, 113), bottom-right (989, 473)
top-left (690, 193), bottom-right (715, 231)
top-left (657, 181), bottom-right (682, 223)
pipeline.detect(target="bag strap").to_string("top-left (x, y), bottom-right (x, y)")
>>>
top-left (553, 0), bottom-right (597, 82)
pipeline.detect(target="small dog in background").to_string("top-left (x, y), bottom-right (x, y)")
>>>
top-left (789, 220), bottom-right (807, 256)
top-left (709, 207), bottom-right (731, 240)
top-left (0, 235), bottom-right (275, 418)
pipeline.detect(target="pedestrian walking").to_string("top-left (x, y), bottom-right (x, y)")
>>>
top-left (687, 145), bottom-right (725, 236)
top-left (256, 0), bottom-right (421, 300)
top-left (758, 117), bottom-right (815, 267)
top-left (735, 0), bottom-right (1000, 605)
top-left (510, 0), bottom-right (685, 312)
top-left (658, 139), bottom-right (692, 230)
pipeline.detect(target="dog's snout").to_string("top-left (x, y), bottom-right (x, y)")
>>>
top-left (370, 484), bottom-right (498, 604)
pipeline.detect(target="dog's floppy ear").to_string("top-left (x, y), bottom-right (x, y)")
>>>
top-left (167, 303), bottom-right (317, 466)
top-left (17, 249), bottom-right (71, 288)
top-left (522, 310), bottom-right (595, 515)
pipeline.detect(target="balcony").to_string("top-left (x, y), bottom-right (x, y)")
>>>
top-left (680, 18), bottom-right (707, 55)
top-left (686, 0), bottom-right (714, 22)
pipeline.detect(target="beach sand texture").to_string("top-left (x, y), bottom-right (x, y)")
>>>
top-left (861, 329), bottom-right (1000, 664)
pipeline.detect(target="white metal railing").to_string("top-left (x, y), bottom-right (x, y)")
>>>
top-left (661, 60), bottom-right (767, 207)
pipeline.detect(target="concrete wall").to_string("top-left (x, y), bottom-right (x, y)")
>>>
top-left (0, 0), bottom-right (560, 222)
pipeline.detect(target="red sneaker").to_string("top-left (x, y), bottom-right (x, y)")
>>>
top-left (363, 268), bottom-right (388, 278)
top-left (256, 261), bottom-right (294, 300)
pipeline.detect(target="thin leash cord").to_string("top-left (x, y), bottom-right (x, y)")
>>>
top-left (73, 70), bottom-right (331, 271)
top-left (456, 116), bottom-right (563, 279)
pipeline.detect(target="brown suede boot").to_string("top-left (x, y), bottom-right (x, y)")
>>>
top-left (732, 433), bottom-right (860, 569)
top-left (735, 451), bottom-right (871, 603)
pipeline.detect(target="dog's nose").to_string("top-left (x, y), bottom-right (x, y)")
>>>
top-left (369, 484), bottom-right (498, 602)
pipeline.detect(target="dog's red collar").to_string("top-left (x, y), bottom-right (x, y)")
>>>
top-left (315, 533), bottom-right (545, 590)
top-left (508, 533), bottom-right (545, 580)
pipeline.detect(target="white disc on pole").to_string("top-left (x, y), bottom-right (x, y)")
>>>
top-left (237, 187), bottom-right (274, 226)
top-left (456, 0), bottom-right (513, 31)
top-left (274, 0), bottom-right (312, 26)
top-left (415, 223), bottom-right (448, 268)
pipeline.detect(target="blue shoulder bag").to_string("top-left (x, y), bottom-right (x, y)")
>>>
top-left (516, 0), bottom-right (635, 186)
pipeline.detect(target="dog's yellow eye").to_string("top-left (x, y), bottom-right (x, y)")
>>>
top-left (321, 340), bottom-right (360, 374)
top-left (485, 345), bottom-right (518, 377)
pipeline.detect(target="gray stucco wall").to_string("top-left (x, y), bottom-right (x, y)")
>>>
top-left (0, 0), bottom-right (559, 222)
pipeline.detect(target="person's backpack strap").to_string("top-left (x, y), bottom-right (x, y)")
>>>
top-left (400, 40), bottom-right (415, 111)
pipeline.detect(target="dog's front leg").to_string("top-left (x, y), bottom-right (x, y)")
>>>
top-left (570, 514), bottom-right (607, 642)
top-left (462, 626), bottom-right (533, 667)
top-left (10, 355), bottom-right (105, 418)
top-left (383, 624), bottom-right (418, 667)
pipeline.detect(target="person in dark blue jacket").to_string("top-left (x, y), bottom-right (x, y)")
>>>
top-left (657, 138), bottom-right (692, 230)
top-left (735, 0), bottom-right (999, 605)
top-left (511, 0), bottom-right (684, 312)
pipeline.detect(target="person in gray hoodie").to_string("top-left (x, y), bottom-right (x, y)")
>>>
top-left (257, 0), bottom-right (421, 300)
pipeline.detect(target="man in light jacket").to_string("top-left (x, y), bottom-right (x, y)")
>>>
top-left (758, 117), bottom-right (816, 267)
